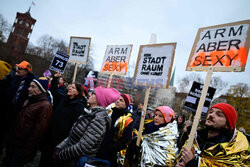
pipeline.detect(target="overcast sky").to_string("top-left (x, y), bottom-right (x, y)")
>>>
top-left (1, 0), bottom-right (250, 91)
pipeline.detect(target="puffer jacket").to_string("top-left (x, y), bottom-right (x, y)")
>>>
top-left (56, 106), bottom-right (111, 162)
top-left (7, 93), bottom-right (52, 159)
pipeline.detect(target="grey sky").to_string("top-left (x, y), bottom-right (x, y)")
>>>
top-left (1, 0), bottom-right (250, 90)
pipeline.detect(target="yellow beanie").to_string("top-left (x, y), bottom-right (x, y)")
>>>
top-left (0, 60), bottom-right (12, 80)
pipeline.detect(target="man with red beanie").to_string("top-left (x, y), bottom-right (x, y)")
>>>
top-left (176, 103), bottom-right (249, 167)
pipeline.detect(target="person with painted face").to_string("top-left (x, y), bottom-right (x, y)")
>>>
top-left (175, 103), bottom-right (249, 167)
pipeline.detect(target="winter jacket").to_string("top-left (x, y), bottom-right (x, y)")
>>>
top-left (2, 69), bottom-right (35, 111)
top-left (49, 96), bottom-right (85, 148)
top-left (176, 129), bottom-right (250, 166)
top-left (56, 106), bottom-right (111, 163)
top-left (99, 107), bottom-right (133, 166)
top-left (7, 93), bottom-right (52, 159)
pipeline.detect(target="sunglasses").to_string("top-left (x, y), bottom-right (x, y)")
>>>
top-left (16, 67), bottom-right (27, 71)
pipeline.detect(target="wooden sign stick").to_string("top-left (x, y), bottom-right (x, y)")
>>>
top-left (136, 85), bottom-right (151, 146)
top-left (186, 67), bottom-right (213, 150)
top-left (72, 62), bottom-right (79, 82)
top-left (107, 73), bottom-right (114, 88)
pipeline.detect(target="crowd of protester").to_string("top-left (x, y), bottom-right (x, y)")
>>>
top-left (0, 60), bottom-right (249, 167)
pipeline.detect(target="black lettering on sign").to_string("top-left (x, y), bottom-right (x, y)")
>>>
top-left (108, 47), bottom-right (128, 54)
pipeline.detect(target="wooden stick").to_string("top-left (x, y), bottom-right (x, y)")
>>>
top-left (107, 73), bottom-right (114, 88)
top-left (72, 62), bottom-right (78, 82)
top-left (136, 85), bottom-right (151, 146)
top-left (186, 67), bottom-right (213, 150)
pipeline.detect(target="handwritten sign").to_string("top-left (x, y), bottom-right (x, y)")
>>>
top-left (49, 51), bottom-right (69, 74)
top-left (100, 45), bottom-right (132, 75)
top-left (68, 36), bottom-right (91, 64)
top-left (134, 43), bottom-right (176, 88)
top-left (186, 20), bottom-right (250, 72)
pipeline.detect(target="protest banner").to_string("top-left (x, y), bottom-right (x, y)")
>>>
top-left (68, 36), bottom-right (91, 82)
top-left (49, 51), bottom-right (69, 74)
top-left (100, 45), bottom-right (132, 75)
top-left (183, 81), bottom-right (216, 115)
top-left (134, 43), bottom-right (176, 89)
top-left (186, 19), bottom-right (250, 72)
top-left (185, 20), bottom-right (250, 151)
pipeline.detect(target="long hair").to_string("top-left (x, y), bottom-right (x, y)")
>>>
top-left (72, 82), bottom-right (84, 99)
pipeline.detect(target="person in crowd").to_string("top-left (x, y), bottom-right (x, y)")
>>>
top-left (99, 94), bottom-right (134, 166)
top-left (175, 103), bottom-right (250, 167)
top-left (0, 60), bottom-right (35, 153)
top-left (126, 106), bottom-right (178, 167)
top-left (39, 79), bottom-right (86, 167)
top-left (3, 77), bottom-right (52, 167)
top-left (53, 87), bottom-right (120, 167)
top-left (49, 72), bottom-right (68, 110)
top-left (132, 102), bottom-right (146, 131)
top-left (176, 114), bottom-right (186, 149)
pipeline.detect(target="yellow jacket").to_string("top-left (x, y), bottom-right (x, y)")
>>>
top-left (177, 130), bottom-right (249, 167)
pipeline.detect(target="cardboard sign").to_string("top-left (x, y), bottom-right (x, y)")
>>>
top-left (184, 81), bottom-right (216, 115)
top-left (49, 51), bottom-right (69, 74)
top-left (68, 36), bottom-right (91, 64)
top-left (134, 43), bottom-right (176, 88)
top-left (100, 45), bottom-right (132, 75)
top-left (186, 20), bottom-right (250, 72)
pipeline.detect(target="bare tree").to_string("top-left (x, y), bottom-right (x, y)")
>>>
top-left (177, 72), bottom-right (228, 97)
top-left (226, 83), bottom-right (250, 132)
top-left (0, 14), bottom-right (11, 42)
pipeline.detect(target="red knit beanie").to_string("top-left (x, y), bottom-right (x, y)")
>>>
top-left (121, 94), bottom-right (131, 108)
top-left (210, 103), bottom-right (237, 130)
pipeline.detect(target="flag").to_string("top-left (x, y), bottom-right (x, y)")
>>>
top-left (32, 1), bottom-right (35, 6)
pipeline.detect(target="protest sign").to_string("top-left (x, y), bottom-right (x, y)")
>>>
top-left (100, 45), bottom-right (132, 75)
top-left (68, 36), bottom-right (91, 64)
top-left (49, 51), bottom-right (69, 74)
top-left (186, 19), bottom-right (250, 72)
top-left (183, 81), bottom-right (216, 115)
top-left (134, 43), bottom-right (176, 88)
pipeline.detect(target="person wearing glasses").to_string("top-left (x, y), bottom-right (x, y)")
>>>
top-left (0, 60), bottom-right (35, 154)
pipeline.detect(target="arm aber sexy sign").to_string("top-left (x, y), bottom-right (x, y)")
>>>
top-left (186, 19), bottom-right (250, 72)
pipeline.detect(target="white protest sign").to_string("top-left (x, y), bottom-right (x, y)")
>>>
top-left (68, 36), bottom-right (91, 64)
top-left (134, 43), bottom-right (176, 88)
top-left (186, 19), bottom-right (250, 72)
top-left (100, 45), bottom-right (132, 75)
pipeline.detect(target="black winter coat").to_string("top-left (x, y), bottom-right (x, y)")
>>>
top-left (50, 97), bottom-right (85, 148)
